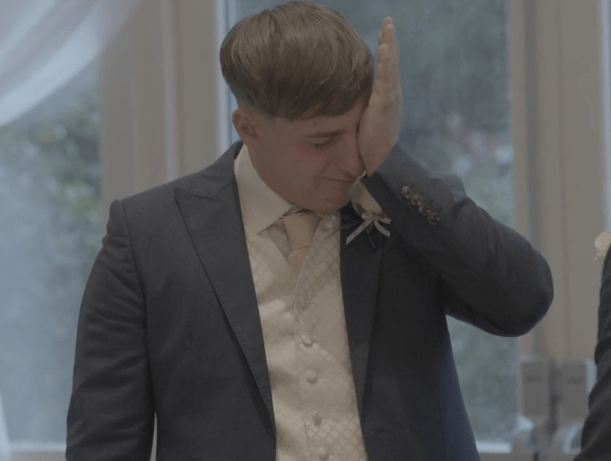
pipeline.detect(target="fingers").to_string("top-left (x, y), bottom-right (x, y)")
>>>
top-left (376, 17), bottom-right (399, 91)
top-left (378, 16), bottom-right (395, 45)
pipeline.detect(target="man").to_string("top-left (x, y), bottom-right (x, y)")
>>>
top-left (575, 240), bottom-right (611, 460)
top-left (67, 2), bottom-right (553, 460)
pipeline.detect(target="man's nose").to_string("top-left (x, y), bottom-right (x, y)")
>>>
top-left (335, 137), bottom-right (365, 178)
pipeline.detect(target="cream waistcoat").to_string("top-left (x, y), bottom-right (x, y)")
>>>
top-left (234, 145), bottom-right (369, 461)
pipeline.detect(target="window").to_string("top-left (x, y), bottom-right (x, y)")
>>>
top-left (3, 0), bottom-right (606, 459)
top-left (228, 0), bottom-right (517, 444)
top-left (0, 62), bottom-right (101, 452)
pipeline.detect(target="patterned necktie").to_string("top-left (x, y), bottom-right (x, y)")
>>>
top-left (281, 210), bottom-right (321, 274)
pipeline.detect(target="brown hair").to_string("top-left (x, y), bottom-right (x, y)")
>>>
top-left (219, 1), bottom-right (374, 121)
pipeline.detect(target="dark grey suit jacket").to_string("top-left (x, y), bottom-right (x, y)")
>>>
top-left (575, 249), bottom-right (611, 460)
top-left (67, 141), bottom-right (553, 461)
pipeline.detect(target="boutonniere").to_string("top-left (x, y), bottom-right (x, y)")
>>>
top-left (346, 178), bottom-right (391, 246)
top-left (595, 231), bottom-right (611, 260)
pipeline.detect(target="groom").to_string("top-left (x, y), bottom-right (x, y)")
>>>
top-left (67, 2), bottom-right (553, 460)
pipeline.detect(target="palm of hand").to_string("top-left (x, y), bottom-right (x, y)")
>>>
top-left (358, 17), bottom-right (403, 176)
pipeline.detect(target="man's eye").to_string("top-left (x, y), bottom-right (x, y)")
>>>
top-left (312, 139), bottom-right (332, 149)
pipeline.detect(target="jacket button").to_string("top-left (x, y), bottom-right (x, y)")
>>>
top-left (410, 194), bottom-right (423, 207)
top-left (418, 204), bottom-right (431, 216)
top-left (317, 447), bottom-right (329, 460)
top-left (306, 370), bottom-right (318, 383)
top-left (427, 213), bottom-right (440, 225)
top-left (401, 186), bottom-right (412, 199)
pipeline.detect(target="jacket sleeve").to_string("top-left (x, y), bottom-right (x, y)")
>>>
top-left (66, 199), bottom-right (154, 460)
top-left (576, 250), bottom-right (611, 461)
top-left (362, 143), bottom-right (553, 337)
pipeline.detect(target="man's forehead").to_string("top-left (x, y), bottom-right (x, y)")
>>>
top-left (300, 103), bottom-right (365, 137)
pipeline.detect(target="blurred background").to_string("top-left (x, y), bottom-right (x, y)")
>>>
top-left (0, 0), bottom-right (608, 460)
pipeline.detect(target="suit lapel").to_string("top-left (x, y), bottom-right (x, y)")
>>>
top-left (174, 142), bottom-right (274, 426)
top-left (340, 204), bottom-right (385, 411)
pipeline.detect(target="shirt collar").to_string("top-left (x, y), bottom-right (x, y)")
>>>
top-left (234, 143), bottom-right (294, 234)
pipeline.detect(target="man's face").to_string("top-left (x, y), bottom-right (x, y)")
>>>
top-left (233, 99), bottom-right (368, 213)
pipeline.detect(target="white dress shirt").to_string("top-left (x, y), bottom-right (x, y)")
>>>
top-left (234, 144), bottom-right (369, 461)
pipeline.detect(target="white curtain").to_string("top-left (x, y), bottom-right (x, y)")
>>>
top-left (0, 0), bottom-right (143, 128)
top-left (98, 0), bottom-right (227, 215)
top-left (0, 393), bottom-right (9, 461)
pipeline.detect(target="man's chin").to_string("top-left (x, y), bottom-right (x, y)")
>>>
top-left (311, 196), bottom-right (351, 214)
top-left (290, 189), bottom-right (353, 214)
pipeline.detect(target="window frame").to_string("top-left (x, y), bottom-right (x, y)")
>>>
top-left (512, 0), bottom-right (610, 364)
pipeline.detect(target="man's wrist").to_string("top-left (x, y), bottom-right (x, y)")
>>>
top-left (364, 147), bottom-right (394, 176)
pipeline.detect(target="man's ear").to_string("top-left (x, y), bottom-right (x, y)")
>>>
top-left (232, 108), bottom-right (262, 148)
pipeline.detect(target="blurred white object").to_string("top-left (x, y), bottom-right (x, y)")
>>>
top-left (548, 360), bottom-right (595, 460)
top-left (549, 422), bottom-right (583, 461)
top-left (595, 231), bottom-right (611, 260)
top-left (0, 393), bottom-right (10, 461)
top-left (511, 358), bottom-right (556, 460)
top-left (0, 0), bottom-right (143, 128)
top-left (559, 360), bottom-right (596, 425)
top-left (519, 358), bottom-right (555, 425)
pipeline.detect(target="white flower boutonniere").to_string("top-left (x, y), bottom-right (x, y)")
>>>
top-left (346, 177), bottom-right (391, 245)
top-left (595, 231), bottom-right (611, 260)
